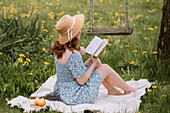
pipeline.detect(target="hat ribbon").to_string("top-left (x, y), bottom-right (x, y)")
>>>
top-left (61, 18), bottom-right (75, 42)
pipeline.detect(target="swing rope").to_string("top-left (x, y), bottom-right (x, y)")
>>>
top-left (90, 0), bottom-right (129, 30)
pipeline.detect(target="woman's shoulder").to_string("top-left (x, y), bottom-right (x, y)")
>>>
top-left (54, 49), bottom-right (73, 64)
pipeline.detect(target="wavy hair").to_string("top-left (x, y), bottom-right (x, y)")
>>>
top-left (50, 37), bottom-right (79, 59)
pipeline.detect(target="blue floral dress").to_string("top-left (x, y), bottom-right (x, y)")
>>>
top-left (53, 50), bottom-right (101, 105)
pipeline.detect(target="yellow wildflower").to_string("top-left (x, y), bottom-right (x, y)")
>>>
top-left (99, 17), bottom-right (102, 20)
top-left (93, 20), bottom-right (95, 22)
top-left (76, 11), bottom-right (80, 14)
top-left (29, 73), bottom-right (33, 75)
top-left (142, 51), bottom-right (147, 54)
top-left (110, 12), bottom-right (113, 15)
top-left (106, 38), bottom-right (109, 41)
top-left (0, 52), bottom-right (3, 55)
top-left (148, 27), bottom-right (154, 31)
top-left (42, 27), bottom-right (44, 29)
top-left (121, 13), bottom-right (124, 16)
top-left (57, 0), bottom-right (60, 1)
top-left (18, 57), bottom-right (23, 62)
top-left (120, 5), bottom-right (123, 7)
top-left (100, 0), bottom-right (103, 3)
top-left (144, 37), bottom-right (148, 40)
top-left (117, 19), bottom-right (120, 22)
top-left (49, 3), bottom-right (53, 6)
top-left (133, 50), bottom-right (137, 53)
top-left (20, 54), bottom-right (25, 58)
top-left (155, 26), bottom-right (158, 29)
top-left (94, 12), bottom-right (98, 15)
top-left (36, 38), bottom-right (39, 40)
top-left (44, 62), bottom-right (49, 65)
top-left (111, 17), bottom-right (114, 19)
top-left (51, 35), bottom-right (54, 38)
top-left (153, 51), bottom-right (158, 54)
top-left (24, 61), bottom-right (29, 65)
top-left (147, 89), bottom-right (152, 92)
top-left (0, 2), bottom-right (3, 4)
top-left (84, 10), bottom-right (87, 13)
top-left (44, 29), bottom-right (48, 32)
top-left (42, 21), bottom-right (45, 23)
top-left (130, 62), bottom-right (134, 64)
top-left (113, 26), bottom-right (116, 28)
top-left (146, 0), bottom-right (149, 2)
top-left (125, 45), bottom-right (130, 48)
top-left (114, 21), bottom-right (118, 23)
top-left (115, 12), bottom-right (120, 16)
top-left (26, 58), bottom-right (31, 62)
top-left (152, 86), bottom-right (157, 88)
top-left (42, 48), bottom-right (46, 51)
top-left (107, 43), bottom-right (111, 46)
top-left (97, 20), bottom-right (100, 22)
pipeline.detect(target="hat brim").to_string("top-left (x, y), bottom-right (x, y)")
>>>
top-left (58, 14), bottom-right (84, 45)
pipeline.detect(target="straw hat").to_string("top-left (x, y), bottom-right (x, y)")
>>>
top-left (56, 14), bottom-right (84, 45)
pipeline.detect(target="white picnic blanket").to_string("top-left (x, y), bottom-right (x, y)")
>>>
top-left (6, 74), bottom-right (151, 113)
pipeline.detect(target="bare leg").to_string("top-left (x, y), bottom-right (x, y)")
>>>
top-left (103, 80), bottom-right (123, 95)
top-left (96, 64), bottom-right (137, 94)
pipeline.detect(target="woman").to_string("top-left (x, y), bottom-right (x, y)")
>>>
top-left (49, 14), bottom-right (136, 105)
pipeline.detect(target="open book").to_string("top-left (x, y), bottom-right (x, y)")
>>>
top-left (86, 36), bottom-right (108, 57)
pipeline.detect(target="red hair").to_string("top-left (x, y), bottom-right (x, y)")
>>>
top-left (50, 37), bottom-right (79, 59)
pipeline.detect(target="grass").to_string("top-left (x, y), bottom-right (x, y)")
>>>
top-left (0, 0), bottom-right (169, 112)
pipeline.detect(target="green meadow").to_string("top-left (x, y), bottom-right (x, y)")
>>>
top-left (0, 0), bottom-right (169, 112)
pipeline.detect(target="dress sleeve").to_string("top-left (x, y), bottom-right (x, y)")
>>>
top-left (67, 52), bottom-right (86, 78)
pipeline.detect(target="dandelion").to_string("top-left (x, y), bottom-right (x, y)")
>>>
top-left (147, 89), bottom-right (152, 92)
top-left (121, 13), bottom-right (124, 16)
top-left (42, 21), bottom-right (45, 23)
top-left (113, 26), bottom-right (116, 28)
top-left (18, 57), bottom-right (23, 62)
top-left (142, 51), bottom-right (147, 54)
top-left (99, 17), bottom-right (102, 20)
top-left (148, 27), bottom-right (154, 30)
top-left (44, 29), bottom-right (48, 32)
top-left (110, 12), bottom-right (113, 15)
top-left (146, 0), bottom-right (149, 2)
top-left (117, 19), bottom-right (120, 22)
top-left (144, 37), bottom-right (148, 40)
top-left (36, 38), bottom-right (39, 40)
top-left (114, 21), bottom-right (118, 23)
top-left (26, 58), bottom-right (31, 62)
top-left (55, 21), bottom-right (58, 23)
top-left (153, 51), bottom-right (158, 54)
top-left (51, 35), bottom-right (54, 38)
top-left (115, 12), bottom-right (120, 16)
top-left (49, 3), bottom-right (53, 6)
top-left (111, 17), bottom-right (114, 19)
top-left (126, 45), bottom-right (130, 48)
top-left (130, 62), bottom-right (134, 64)
top-left (20, 54), bottom-right (25, 58)
top-left (94, 12), bottom-right (98, 15)
top-left (155, 26), bottom-right (158, 29)
top-left (29, 73), bottom-right (33, 75)
top-left (107, 43), bottom-right (111, 46)
top-left (0, 52), bottom-right (3, 55)
top-left (93, 20), bottom-right (95, 22)
top-left (42, 48), bottom-right (46, 51)
top-left (97, 20), bottom-right (100, 22)
top-left (152, 86), bottom-right (157, 88)
top-left (0, 2), bottom-right (3, 4)
top-left (24, 61), bottom-right (29, 65)
top-left (44, 62), bottom-right (49, 65)
top-left (76, 11), bottom-right (80, 14)
top-left (106, 38), bottom-right (109, 41)
top-left (133, 50), bottom-right (137, 53)
top-left (84, 10), bottom-right (87, 13)
top-left (100, 0), bottom-right (103, 3)
top-left (57, 0), bottom-right (60, 1)
top-left (120, 4), bottom-right (123, 7)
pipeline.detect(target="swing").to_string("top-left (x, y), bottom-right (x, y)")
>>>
top-left (86, 0), bottom-right (133, 36)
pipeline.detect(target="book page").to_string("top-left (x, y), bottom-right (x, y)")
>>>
top-left (94, 39), bottom-right (108, 57)
top-left (86, 36), bottom-right (103, 55)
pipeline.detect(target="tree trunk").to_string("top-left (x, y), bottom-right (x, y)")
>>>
top-left (157, 0), bottom-right (170, 60)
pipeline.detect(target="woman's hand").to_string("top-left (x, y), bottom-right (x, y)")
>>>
top-left (91, 54), bottom-right (98, 65)
top-left (80, 46), bottom-right (86, 56)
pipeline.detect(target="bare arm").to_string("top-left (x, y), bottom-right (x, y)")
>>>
top-left (75, 54), bottom-right (98, 86)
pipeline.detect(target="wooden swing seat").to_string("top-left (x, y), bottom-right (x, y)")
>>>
top-left (86, 28), bottom-right (133, 36)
